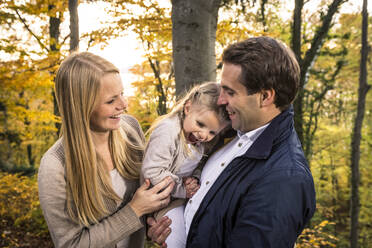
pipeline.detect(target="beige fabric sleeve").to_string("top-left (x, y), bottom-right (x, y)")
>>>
top-left (38, 145), bottom-right (143, 248)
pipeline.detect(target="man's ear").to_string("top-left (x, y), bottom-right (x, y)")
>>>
top-left (184, 100), bottom-right (192, 115)
top-left (260, 89), bottom-right (275, 107)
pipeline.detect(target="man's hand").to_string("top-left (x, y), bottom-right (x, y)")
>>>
top-left (183, 176), bottom-right (200, 198)
top-left (147, 216), bottom-right (172, 248)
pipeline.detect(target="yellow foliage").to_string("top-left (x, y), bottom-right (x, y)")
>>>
top-left (0, 57), bottom-right (59, 167)
top-left (0, 172), bottom-right (52, 247)
top-left (296, 221), bottom-right (338, 248)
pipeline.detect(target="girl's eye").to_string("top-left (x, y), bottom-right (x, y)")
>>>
top-left (196, 121), bottom-right (205, 128)
top-left (209, 131), bottom-right (216, 136)
top-left (107, 99), bottom-right (114, 104)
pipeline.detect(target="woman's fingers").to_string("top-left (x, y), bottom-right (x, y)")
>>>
top-left (157, 181), bottom-right (174, 200)
top-left (149, 176), bottom-right (174, 195)
top-left (139, 179), bottom-right (151, 191)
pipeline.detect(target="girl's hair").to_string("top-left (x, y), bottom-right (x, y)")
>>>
top-left (55, 52), bottom-right (144, 226)
top-left (147, 82), bottom-right (229, 154)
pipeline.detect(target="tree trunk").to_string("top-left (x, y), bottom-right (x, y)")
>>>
top-left (69, 0), bottom-right (79, 52)
top-left (291, 0), bottom-right (346, 155)
top-left (350, 1), bottom-right (370, 247)
top-left (49, 4), bottom-right (61, 134)
top-left (0, 104), bottom-right (13, 161)
top-left (49, 5), bottom-right (61, 53)
top-left (291, 0), bottom-right (304, 147)
top-left (171, 0), bottom-right (222, 97)
top-left (148, 58), bottom-right (168, 115)
top-left (27, 144), bottom-right (35, 166)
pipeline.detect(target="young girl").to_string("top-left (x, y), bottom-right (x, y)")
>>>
top-left (142, 82), bottom-right (230, 247)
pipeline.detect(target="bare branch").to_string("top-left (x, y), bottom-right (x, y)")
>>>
top-left (14, 9), bottom-right (49, 53)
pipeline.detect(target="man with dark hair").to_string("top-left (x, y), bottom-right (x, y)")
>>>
top-left (147, 36), bottom-right (316, 248)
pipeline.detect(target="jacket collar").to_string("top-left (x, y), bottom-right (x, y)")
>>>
top-left (242, 106), bottom-right (294, 160)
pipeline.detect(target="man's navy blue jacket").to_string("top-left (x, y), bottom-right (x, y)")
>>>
top-left (186, 107), bottom-right (316, 248)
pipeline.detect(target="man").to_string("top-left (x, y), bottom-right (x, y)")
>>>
top-left (148, 36), bottom-right (316, 247)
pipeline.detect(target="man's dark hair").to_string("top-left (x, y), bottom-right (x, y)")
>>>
top-left (222, 36), bottom-right (300, 110)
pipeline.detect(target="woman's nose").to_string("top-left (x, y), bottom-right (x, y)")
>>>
top-left (118, 96), bottom-right (128, 110)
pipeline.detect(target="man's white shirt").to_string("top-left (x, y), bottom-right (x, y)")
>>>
top-left (184, 123), bottom-right (269, 235)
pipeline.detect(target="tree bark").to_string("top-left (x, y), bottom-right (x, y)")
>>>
top-left (291, 0), bottom-right (304, 146)
top-left (148, 58), bottom-right (168, 115)
top-left (69, 0), bottom-right (79, 52)
top-left (171, 0), bottom-right (222, 97)
top-left (350, 0), bottom-right (370, 247)
top-left (49, 4), bottom-right (62, 134)
top-left (49, 5), bottom-right (61, 52)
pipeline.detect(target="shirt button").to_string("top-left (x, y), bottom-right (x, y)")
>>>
top-left (206, 181), bottom-right (210, 185)
top-left (238, 143), bottom-right (243, 147)
top-left (221, 162), bottom-right (225, 167)
top-left (189, 199), bottom-right (192, 204)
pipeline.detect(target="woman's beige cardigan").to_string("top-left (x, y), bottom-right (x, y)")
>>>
top-left (38, 115), bottom-right (145, 248)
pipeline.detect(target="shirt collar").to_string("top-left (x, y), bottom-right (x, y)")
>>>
top-left (237, 123), bottom-right (270, 142)
top-left (242, 106), bottom-right (294, 159)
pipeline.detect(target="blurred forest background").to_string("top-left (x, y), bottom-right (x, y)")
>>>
top-left (0, 0), bottom-right (371, 247)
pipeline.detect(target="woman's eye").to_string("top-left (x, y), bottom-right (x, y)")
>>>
top-left (107, 99), bottom-right (114, 104)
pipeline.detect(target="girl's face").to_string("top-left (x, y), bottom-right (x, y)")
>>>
top-left (183, 102), bottom-right (227, 145)
top-left (90, 73), bottom-right (127, 133)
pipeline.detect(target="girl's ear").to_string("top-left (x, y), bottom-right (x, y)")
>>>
top-left (184, 100), bottom-right (192, 115)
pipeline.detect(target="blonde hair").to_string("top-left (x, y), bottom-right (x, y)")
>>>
top-left (55, 52), bottom-right (144, 226)
top-left (147, 82), bottom-right (229, 155)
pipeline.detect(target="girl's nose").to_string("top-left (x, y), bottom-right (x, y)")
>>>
top-left (199, 131), bottom-right (210, 142)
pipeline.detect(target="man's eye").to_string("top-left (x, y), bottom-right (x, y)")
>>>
top-left (227, 91), bottom-right (234, 96)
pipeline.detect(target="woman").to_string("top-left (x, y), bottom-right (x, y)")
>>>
top-left (38, 52), bottom-right (174, 248)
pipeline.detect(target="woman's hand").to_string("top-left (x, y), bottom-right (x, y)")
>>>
top-left (129, 177), bottom-right (174, 217)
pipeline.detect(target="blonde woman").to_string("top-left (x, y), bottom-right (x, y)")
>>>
top-left (38, 52), bottom-right (174, 248)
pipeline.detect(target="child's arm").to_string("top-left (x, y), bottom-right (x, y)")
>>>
top-left (142, 119), bottom-right (187, 198)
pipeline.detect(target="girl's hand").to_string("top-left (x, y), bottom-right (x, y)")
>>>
top-left (183, 176), bottom-right (200, 198)
top-left (129, 177), bottom-right (174, 217)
